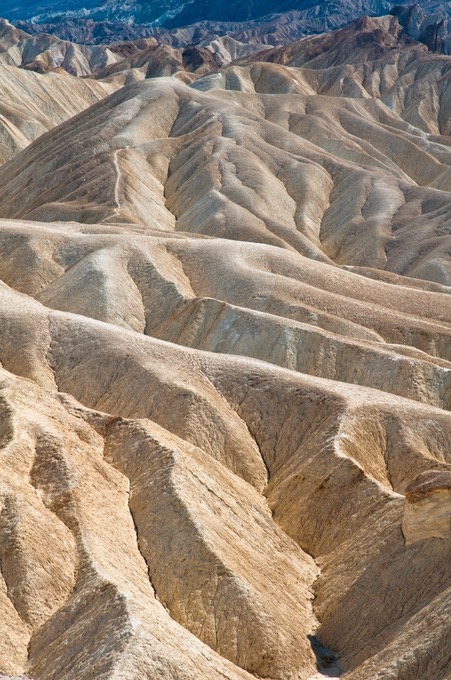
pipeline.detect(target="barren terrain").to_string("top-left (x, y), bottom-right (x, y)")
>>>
top-left (0, 14), bottom-right (450, 680)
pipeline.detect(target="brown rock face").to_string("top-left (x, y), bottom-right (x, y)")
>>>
top-left (0, 13), bottom-right (450, 680)
top-left (402, 471), bottom-right (451, 544)
top-left (405, 470), bottom-right (451, 502)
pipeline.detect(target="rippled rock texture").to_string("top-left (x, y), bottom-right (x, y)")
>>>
top-left (0, 13), bottom-right (450, 680)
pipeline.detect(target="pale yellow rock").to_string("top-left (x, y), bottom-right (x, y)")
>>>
top-left (0, 16), bottom-right (450, 680)
top-left (402, 471), bottom-right (451, 544)
top-left (0, 64), bottom-right (121, 165)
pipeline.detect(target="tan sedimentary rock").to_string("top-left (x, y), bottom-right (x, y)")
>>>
top-left (0, 369), bottom-right (259, 680)
top-left (1, 70), bottom-right (451, 284)
top-left (104, 418), bottom-right (318, 679)
top-left (402, 470), bottom-right (451, 544)
top-left (0, 19), bottom-right (122, 76)
top-left (0, 63), bottom-right (121, 165)
top-left (0, 14), bottom-right (450, 680)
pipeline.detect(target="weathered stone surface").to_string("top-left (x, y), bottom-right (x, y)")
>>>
top-left (0, 14), bottom-right (450, 680)
top-left (402, 471), bottom-right (451, 544)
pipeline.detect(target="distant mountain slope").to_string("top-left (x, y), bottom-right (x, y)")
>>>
top-left (0, 20), bottom-right (122, 164)
top-left (393, 3), bottom-right (451, 53)
top-left (3, 0), bottom-right (450, 34)
top-left (0, 17), bottom-right (124, 74)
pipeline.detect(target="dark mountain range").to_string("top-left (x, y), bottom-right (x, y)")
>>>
top-left (5, 1), bottom-right (451, 56)
top-left (392, 3), bottom-right (451, 53)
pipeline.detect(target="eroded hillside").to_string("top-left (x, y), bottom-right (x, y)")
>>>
top-left (0, 14), bottom-right (450, 680)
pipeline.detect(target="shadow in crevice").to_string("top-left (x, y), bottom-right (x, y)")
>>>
top-left (308, 635), bottom-right (341, 677)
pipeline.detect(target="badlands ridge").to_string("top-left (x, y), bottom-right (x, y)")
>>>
top-left (0, 13), bottom-right (450, 680)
